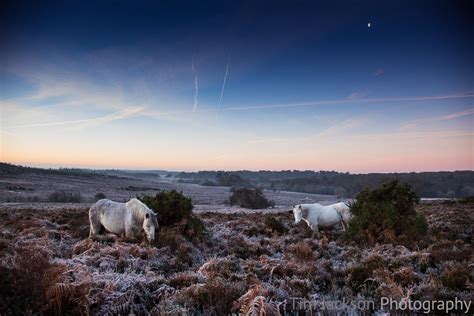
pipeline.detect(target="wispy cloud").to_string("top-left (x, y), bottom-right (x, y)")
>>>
top-left (347, 91), bottom-right (368, 100)
top-left (249, 128), bottom-right (473, 145)
top-left (319, 118), bottom-right (367, 136)
top-left (372, 68), bottom-right (384, 77)
top-left (248, 117), bottom-right (368, 144)
top-left (0, 129), bottom-right (23, 139)
top-left (352, 130), bottom-right (474, 141)
top-left (400, 107), bottom-right (474, 131)
top-left (69, 106), bottom-right (145, 129)
top-left (223, 91), bottom-right (474, 112)
top-left (192, 56), bottom-right (199, 112)
top-left (9, 106), bottom-right (145, 130)
top-left (248, 137), bottom-right (297, 144)
top-left (438, 108), bottom-right (474, 120)
top-left (216, 50), bottom-right (232, 118)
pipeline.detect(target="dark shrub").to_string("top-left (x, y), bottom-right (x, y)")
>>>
top-left (459, 196), bottom-right (474, 204)
top-left (343, 180), bottom-right (427, 247)
top-left (48, 190), bottom-right (81, 203)
top-left (139, 190), bottom-right (205, 239)
top-left (94, 192), bottom-right (106, 200)
top-left (184, 215), bottom-right (207, 239)
top-left (201, 180), bottom-right (218, 186)
top-left (216, 172), bottom-right (251, 188)
top-left (139, 190), bottom-right (193, 226)
top-left (227, 188), bottom-right (274, 209)
top-left (265, 216), bottom-right (286, 234)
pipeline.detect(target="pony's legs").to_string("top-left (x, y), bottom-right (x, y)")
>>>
top-left (89, 220), bottom-right (102, 239)
top-left (340, 220), bottom-right (347, 231)
top-left (310, 224), bottom-right (320, 239)
top-left (89, 212), bottom-right (102, 238)
top-left (125, 225), bottom-right (135, 239)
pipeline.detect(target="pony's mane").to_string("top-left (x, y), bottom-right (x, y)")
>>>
top-left (127, 198), bottom-right (158, 226)
top-left (300, 205), bottom-right (310, 219)
top-left (300, 203), bottom-right (322, 218)
top-left (150, 212), bottom-right (159, 228)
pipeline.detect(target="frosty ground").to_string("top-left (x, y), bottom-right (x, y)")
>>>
top-left (0, 173), bottom-right (472, 315)
top-left (0, 199), bottom-right (472, 315)
top-left (0, 171), bottom-right (343, 212)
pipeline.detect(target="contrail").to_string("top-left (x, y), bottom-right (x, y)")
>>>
top-left (192, 55), bottom-right (199, 112)
top-left (0, 129), bottom-right (23, 139)
top-left (222, 91), bottom-right (474, 111)
top-left (8, 106), bottom-right (144, 129)
top-left (400, 107), bottom-right (474, 130)
top-left (216, 50), bottom-right (232, 118)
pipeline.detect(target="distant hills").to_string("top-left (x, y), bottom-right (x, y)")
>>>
top-left (1, 163), bottom-right (473, 198)
top-left (0, 163), bottom-right (175, 179)
top-left (175, 170), bottom-right (474, 198)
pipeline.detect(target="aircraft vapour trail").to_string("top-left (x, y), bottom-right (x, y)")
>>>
top-left (0, 129), bottom-right (23, 139)
top-left (8, 107), bottom-right (144, 129)
top-left (216, 50), bottom-right (232, 119)
top-left (222, 92), bottom-right (474, 111)
top-left (192, 56), bottom-right (199, 112)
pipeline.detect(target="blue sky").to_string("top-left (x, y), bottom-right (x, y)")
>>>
top-left (1, 0), bottom-right (473, 172)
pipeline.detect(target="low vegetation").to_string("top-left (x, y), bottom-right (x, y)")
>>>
top-left (226, 188), bottom-right (275, 209)
top-left (264, 216), bottom-right (287, 234)
top-left (138, 190), bottom-right (205, 240)
top-left (47, 190), bottom-right (82, 203)
top-left (343, 180), bottom-right (427, 247)
top-left (139, 190), bottom-right (193, 225)
top-left (0, 198), bottom-right (472, 314)
top-left (4, 195), bottom-right (40, 202)
top-left (94, 192), bottom-right (106, 200)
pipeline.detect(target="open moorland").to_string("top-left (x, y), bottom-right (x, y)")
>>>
top-left (0, 196), bottom-right (472, 314)
top-left (0, 170), bottom-right (343, 212)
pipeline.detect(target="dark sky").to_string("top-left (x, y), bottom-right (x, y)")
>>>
top-left (1, 1), bottom-right (473, 171)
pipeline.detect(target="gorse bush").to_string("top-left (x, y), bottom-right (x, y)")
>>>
top-left (139, 190), bottom-right (193, 226)
top-left (139, 190), bottom-right (205, 239)
top-left (227, 188), bottom-right (274, 209)
top-left (94, 192), bottom-right (106, 200)
top-left (48, 190), bottom-right (82, 203)
top-left (343, 180), bottom-right (427, 247)
top-left (265, 216), bottom-right (286, 234)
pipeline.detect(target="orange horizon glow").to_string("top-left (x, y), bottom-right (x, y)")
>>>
top-left (2, 142), bottom-right (472, 174)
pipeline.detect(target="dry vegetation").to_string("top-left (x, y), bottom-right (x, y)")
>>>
top-left (0, 199), bottom-right (472, 315)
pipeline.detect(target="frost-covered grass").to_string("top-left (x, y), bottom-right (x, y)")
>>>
top-left (0, 200), bottom-right (472, 315)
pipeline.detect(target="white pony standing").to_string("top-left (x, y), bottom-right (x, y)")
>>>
top-left (89, 198), bottom-right (158, 242)
top-left (292, 202), bottom-right (352, 237)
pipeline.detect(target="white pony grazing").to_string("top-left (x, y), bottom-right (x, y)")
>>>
top-left (89, 198), bottom-right (158, 242)
top-left (292, 202), bottom-right (351, 237)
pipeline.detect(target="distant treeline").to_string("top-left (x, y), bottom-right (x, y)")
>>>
top-left (0, 163), bottom-right (172, 179)
top-left (2, 163), bottom-right (473, 198)
top-left (0, 163), bottom-right (101, 177)
top-left (176, 170), bottom-right (474, 198)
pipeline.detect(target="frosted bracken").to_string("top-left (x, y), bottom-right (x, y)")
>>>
top-left (0, 200), bottom-right (472, 314)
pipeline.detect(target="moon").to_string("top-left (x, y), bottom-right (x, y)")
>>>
top-left (368, 22), bottom-right (371, 28)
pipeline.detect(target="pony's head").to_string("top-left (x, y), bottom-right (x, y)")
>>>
top-left (143, 210), bottom-right (158, 242)
top-left (292, 205), bottom-right (303, 224)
